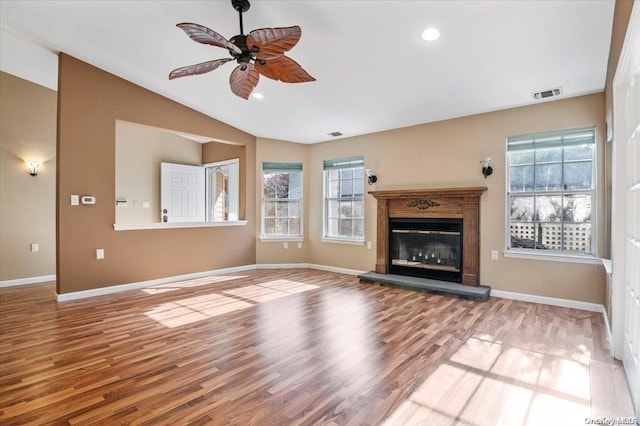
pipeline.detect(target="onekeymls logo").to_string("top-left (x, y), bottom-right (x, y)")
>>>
top-left (585, 418), bottom-right (638, 425)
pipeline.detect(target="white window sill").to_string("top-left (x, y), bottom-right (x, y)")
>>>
top-left (503, 250), bottom-right (601, 265)
top-left (259, 236), bottom-right (304, 242)
top-left (114, 221), bottom-right (248, 231)
top-left (321, 238), bottom-right (365, 246)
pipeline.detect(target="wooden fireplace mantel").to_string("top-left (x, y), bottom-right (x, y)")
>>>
top-left (369, 187), bottom-right (487, 286)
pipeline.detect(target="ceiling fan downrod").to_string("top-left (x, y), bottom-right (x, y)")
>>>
top-left (231, 0), bottom-right (250, 35)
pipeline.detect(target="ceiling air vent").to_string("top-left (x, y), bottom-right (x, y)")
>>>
top-left (328, 131), bottom-right (343, 137)
top-left (533, 87), bottom-right (562, 100)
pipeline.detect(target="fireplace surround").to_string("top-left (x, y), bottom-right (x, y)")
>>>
top-left (369, 187), bottom-right (487, 286)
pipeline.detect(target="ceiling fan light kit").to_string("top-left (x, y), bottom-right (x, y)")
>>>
top-left (170, 0), bottom-right (315, 99)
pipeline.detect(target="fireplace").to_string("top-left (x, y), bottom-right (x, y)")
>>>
top-left (369, 187), bottom-right (486, 286)
top-left (390, 218), bottom-right (463, 282)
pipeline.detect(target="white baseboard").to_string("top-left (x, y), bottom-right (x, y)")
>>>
top-left (49, 263), bottom-right (610, 341)
top-left (307, 263), bottom-right (366, 276)
top-left (0, 274), bottom-right (56, 287)
top-left (255, 263), bottom-right (310, 269)
top-left (54, 263), bottom-right (367, 302)
top-left (491, 289), bottom-right (603, 313)
top-left (256, 263), bottom-right (365, 276)
top-left (56, 265), bottom-right (256, 302)
top-left (601, 304), bottom-right (614, 357)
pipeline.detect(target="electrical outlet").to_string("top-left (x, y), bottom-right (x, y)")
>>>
top-left (71, 195), bottom-right (79, 206)
top-left (96, 248), bottom-right (105, 260)
top-left (283, 242), bottom-right (288, 249)
top-left (491, 250), bottom-right (499, 260)
top-left (366, 241), bottom-right (372, 250)
top-left (31, 243), bottom-right (39, 252)
top-left (297, 242), bottom-right (302, 249)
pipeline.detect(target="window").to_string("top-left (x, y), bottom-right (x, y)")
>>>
top-left (205, 159), bottom-right (239, 222)
top-left (507, 127), bottom-right (596, 255)
top-left (323, 156), bottom-right (365, 242)
top-left (261, 162), bottom-right (302, 238)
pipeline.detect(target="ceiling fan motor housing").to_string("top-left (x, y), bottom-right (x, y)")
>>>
top-left (231, 0), bottom-right (250, 13)
top-left (229, 35), bottom-right (252, 68)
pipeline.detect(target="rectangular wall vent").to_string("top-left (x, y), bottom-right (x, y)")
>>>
top-left (533, 87), bottom-right (562, 100)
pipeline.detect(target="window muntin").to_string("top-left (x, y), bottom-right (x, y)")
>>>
top-left (507, 127), bottom-right (596, 255)
top-left (323, 156), bottom-right (365, 241)
top-left (261, 162), bottom-right (302, 238)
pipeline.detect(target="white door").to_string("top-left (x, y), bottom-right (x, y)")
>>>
top-left (612, 3), bottom-right (640, 414)
top-left (160, 162), bottom-right (205, 223)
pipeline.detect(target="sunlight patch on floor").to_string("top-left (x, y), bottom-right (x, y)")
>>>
top-left (145, 293), bottom-right (253, 327)
top-left (223, 279), bottom-right (318, 303)
top-left (145, 278), bottom-right (318, 327)
top-left (450, 336), bottom-right (502, 371)
top-left (526, 393), bottom-right (590, 425)
top-left (384, 336), bottom-right (593, 425)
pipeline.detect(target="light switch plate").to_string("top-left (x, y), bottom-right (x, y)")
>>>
top-left (31, 243), bottom-right (39, 252)
top-left (283, 242), bottom-right (288, 249)
top-left (491, 250), bottom-right (499, 260)
top-left (96, 248), bottom-right (104, 259)
top-left (71, 195), bottom-right (79, 206)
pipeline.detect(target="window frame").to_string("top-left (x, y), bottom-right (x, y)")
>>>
top-left (204, 158), bottom-right (239, 223)
top-left (505, 127), bottom-right (597, 259)
top-left (322, 156), bottom-right (365, 243)
top-left (260, 162), bottom-right (303, 241)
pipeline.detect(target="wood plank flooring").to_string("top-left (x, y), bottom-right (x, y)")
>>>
top-left (0, 269), bottom-right (634, 425)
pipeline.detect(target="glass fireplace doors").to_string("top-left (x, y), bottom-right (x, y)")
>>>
top-left (389, 218), bottom-right (463, 282)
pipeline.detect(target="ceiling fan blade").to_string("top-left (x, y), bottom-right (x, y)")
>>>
top-left (247, 26), bottom-right (302, 60)
top-left (255, 56), bottom-right (315, 83)
top-left (229, 63), bottom-right (259, 100)
top-left (176, 23), bottom-right (242, 54)
top-left (169, 58), bottom-right (232, 80)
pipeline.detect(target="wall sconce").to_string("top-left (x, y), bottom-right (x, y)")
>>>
top-left (480, 158), bottom-right (493, 178)
top-left (365, 169), bottom-right (377, 185)
top-left (26, 161), bottom-right (41, 177)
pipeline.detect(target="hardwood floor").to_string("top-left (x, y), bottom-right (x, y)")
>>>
top-left (0, 269), bottom-right (634, 425)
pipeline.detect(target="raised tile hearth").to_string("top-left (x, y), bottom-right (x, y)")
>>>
top-left (358, 272), bottom-right (491, 301)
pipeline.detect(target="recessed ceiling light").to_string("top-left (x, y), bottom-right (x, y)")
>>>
top-left (421, 28), bottom-right (440, 41)
top-left (251, 92), bottom-right (264, 99)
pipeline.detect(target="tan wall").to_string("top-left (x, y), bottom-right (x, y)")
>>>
top-left (306, 93), bottom-right (606, 303)
top-left (115, 122), bottom-right (202, 224)
top-left (0, 72), bottom-right (57, 281)
top-left (57, 54), bottom-right (256, 294)
top-left (255, 138), bottom-right (310, 264)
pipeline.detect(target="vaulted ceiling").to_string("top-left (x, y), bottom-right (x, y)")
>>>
top-left (0, 1), bottom-right (614, 143)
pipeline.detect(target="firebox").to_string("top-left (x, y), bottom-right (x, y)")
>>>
top-left (389, 218), bottom-right (463, 283)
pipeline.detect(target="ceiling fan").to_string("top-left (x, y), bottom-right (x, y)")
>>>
top-left (169, 0), bottom-right (315, 100)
